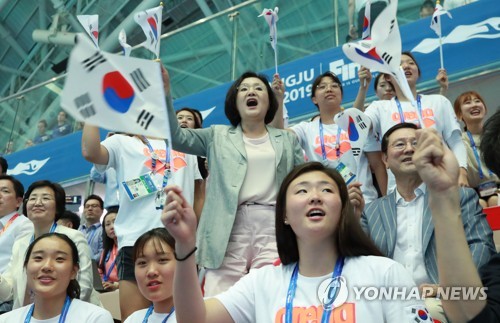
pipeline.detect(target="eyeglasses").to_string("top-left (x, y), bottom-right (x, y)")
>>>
top-left (316, 83), bottom-right (341, 91)
top-left (26, 196), bottom-right (54, 204)
top-left (390, 139), bottom-right (418, 151)
top-left (84, 204), bottom-right (101, 209)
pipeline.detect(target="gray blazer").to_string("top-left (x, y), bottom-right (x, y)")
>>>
top-left (361, 187), bottom-right (495, 284)
top-left (167, 95), bottom-right (304, 268)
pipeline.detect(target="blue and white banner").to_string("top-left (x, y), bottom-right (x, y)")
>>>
top-left (175, 0), bottom-right (499, 126)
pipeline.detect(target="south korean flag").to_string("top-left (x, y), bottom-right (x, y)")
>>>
top-left (334, 108), bottom-right (371, 164)
top-left (61, 34), bottom-right (171, 142)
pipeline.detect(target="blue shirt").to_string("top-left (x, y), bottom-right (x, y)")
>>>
top-left (79, 222), bottom-right (103, 261)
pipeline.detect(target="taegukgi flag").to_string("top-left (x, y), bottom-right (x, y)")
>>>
top-left (118, 29), bottom-right (132, 57)
top-left (60, 34), bottom-right (171, 142)
top-left (430, 4), bottom-right (452, 37)
top-left (134, 4), bottom-right (163, 58)
top-left (77, 15), bottom-right (99, 48)
top-left (362, 0), bottom-right (371, 40)
top-left (258, 7), bottom-right (279, 51)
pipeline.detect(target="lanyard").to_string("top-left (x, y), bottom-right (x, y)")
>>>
top-left (24, 296), bottom-right (71, 323)
top-left (395, 95), bottom-right (423, 126)
top-left (319, 119), bottom-right (342, 160)
top-left (30, 222), bottom-right (57, 243)
top-left (103, 250), bottom-right (117, 282)
top-left (285, 257), bottom-right (344, 323)
top-left (142, 305), bottom-right (175, 323)
top-left (142, 136), bottom-right (171, 190)
top-left (0, 213), bottom-right (20, 236)
top-left (466, 131), bottom-right (493, 179)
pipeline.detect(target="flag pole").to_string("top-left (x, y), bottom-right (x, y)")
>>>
top-left (436, 0), bottom-right (444, 69)
top-left (157, 2), bottom-right (164, 61)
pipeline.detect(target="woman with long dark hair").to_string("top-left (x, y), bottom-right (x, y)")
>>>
top-left (98, 207), bottom-right (119, 291)
top-left (161, 162), bottom-right (428, 322)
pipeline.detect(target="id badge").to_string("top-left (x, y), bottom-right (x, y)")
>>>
top-left (122, 173), bottom-right (158, 201)
top-left (155, 190), bottom-right (167, 210)
top-left (335, 162), bottom-right (356, 185)
top-left (478, 180), bottom-right (497, 198)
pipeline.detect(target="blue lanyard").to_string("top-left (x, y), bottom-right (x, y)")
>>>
top-left (142, 305), bottom-right (175, 323)
top-left (395, 95), bottom-right (423, 126)
top-left (466, 131), bottom-right (493, 179)
top-left (319, 119), bottom-right (342, 160)
top-left (285, 257), bottom-right (344, 323)
top-left (30, 222), bottom-right (57, 243)
top-left (142, 136), bottom-right (171, 190)
top-left (103, 250), bottom-right (117, 282)
top-left (24, 296), bottom-right (71, 323)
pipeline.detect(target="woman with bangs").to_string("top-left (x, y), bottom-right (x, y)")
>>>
top-left (0, 233), bottom-right (113, 322)
top-left (0, 180), bottom-right (98, 309)
top-left (163, 67), bottom-right (303, 296)
top-left (161, 162), bottom-right (429, 322)
top-left (454, 91), bottom-right (499, 207)
top-left (124, 228), bottom-right (177, 323)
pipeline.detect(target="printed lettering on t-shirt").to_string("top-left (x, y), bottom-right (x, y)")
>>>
top-left (274, 303), bottom-right (355, 323)
top-left (313, 133), bottom-right (352, 160)
top-left (143, 148), bottom-right (187, 174)
top-left (390, 108), bottom-right (436, 128)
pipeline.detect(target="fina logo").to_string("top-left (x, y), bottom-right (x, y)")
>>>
top-left (317, 276), bottom-right (349, 309)
top-left (7, 158), bottom-right (50, 176)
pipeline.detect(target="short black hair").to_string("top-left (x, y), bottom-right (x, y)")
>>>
top-left (0, 174), bottom-right (24, 198)
top-left (381, 122), bottom-right (419, 153)
top-left (59, 210), bottom-right (81, 229)
top-left (310, 72), bottom-right (344, 108)
top-left (23, 180), bottom-right (66, 221)
top-left (401, 51), bottom-right (421, 78)
top-left (0, 157), bottom-right (8, 174)
top-left (84, 194), bottom-right (104, 209)
top-left (224, 71), bottom-right (278, 127)
top-left (176, 107), bottom-right (203, 129)
top-left (373, 73), bottom-right (395, 93)
top-left (481, 109), bottom-right (500, 177)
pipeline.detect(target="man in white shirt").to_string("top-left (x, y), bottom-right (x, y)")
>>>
top-left (0, 175), bottom-right (33, 312)
top-left (360, 123), bottom-right (495, 319)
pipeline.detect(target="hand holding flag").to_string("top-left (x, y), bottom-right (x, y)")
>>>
top-left (118, 29), bottom-right (132, 57)
top-left (134, 4), bottom-right (163, 59)
top-left (61, 34), bottom-right (171, 142)
top-left (258, 7), bottom-right (279, 74)
top-left (77, 15), bottom-right (99, 48)
top-left (430, 1), bottom-right (452, 69)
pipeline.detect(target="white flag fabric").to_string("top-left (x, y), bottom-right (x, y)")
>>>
top-left (77, 15), bottom-right (99, 48)
top-left (334, 108), bottom-right (371, 164)
top-left (134, 5), bottom-right (163, 58)
top-left (430, 4), bottom-right (452, 37)
top-left (118, 29), bottom-right (132, 57)
top-left (61, 35), bottom-right (171, 142)
top-left (362, 0), bottom-right (371, 40)
top-left (258, 7), bottom-right (279, 51)
top-left (342, 0), bottom-right (415, 105)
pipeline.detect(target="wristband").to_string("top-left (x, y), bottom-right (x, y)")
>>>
top-left (174, 247), bottom-right (197, 261)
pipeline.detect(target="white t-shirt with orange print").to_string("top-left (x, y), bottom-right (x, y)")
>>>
top-left (97, 135), bottom-right (201, 249)
top-left (364, 94), bottom-right (461, 144)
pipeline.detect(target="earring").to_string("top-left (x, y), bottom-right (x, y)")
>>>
top-left (284, 219), bottom-right (289, 225)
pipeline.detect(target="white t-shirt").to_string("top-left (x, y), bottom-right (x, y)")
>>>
top-left (216, 256), bottom-right (428, 323)
top-left (97, 135), bottom-right (201, 249)
top-left (0, 212), bottom-right (32, 274)
top-left (124, 308), bottom-right (177, 323)
top-left (358, 135), bottom-right (380, 204)
top-left (0, 299), bottom-right (113, 323)
top-left (292, 120), bottom-right (377, 202)
top-left (365, 94), bottom-right (461, 142)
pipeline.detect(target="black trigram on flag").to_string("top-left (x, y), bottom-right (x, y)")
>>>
top-left (355, 115), bottom-right (368, 130)
top-left (74, 93), bottom-right (96, 119)
top-left (137, 109), bottom-right (154, 130)
top-left (82, 52), bottom-right (107, 72)
top-left (130, 69), bottom-right (151, 92)
top-left (381, 52), bottom-right (393, 65)
top-left (352, 147), bottom-right (361, 157)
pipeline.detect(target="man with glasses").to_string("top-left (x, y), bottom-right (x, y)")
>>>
top-left (360, 123), bottom-right (495, 321)
top-left (79, 194), bottom-right (104, 261)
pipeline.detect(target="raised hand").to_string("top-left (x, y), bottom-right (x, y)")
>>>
top-left (347, 181), bottom-right (364, 218)
top-left (271, 73), bottom-right (285, 103)
top-left (413, 129), bottom-right (459, 192)
top-left (160, 64), bottom-right (171, 96)
top-left (358, 66), bottom-right (372, 89)
top-left (161, 185), bottom-right (198, 248)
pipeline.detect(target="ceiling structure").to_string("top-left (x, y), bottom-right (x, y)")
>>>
top-left (0, 0), bottom-right (423, 152)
